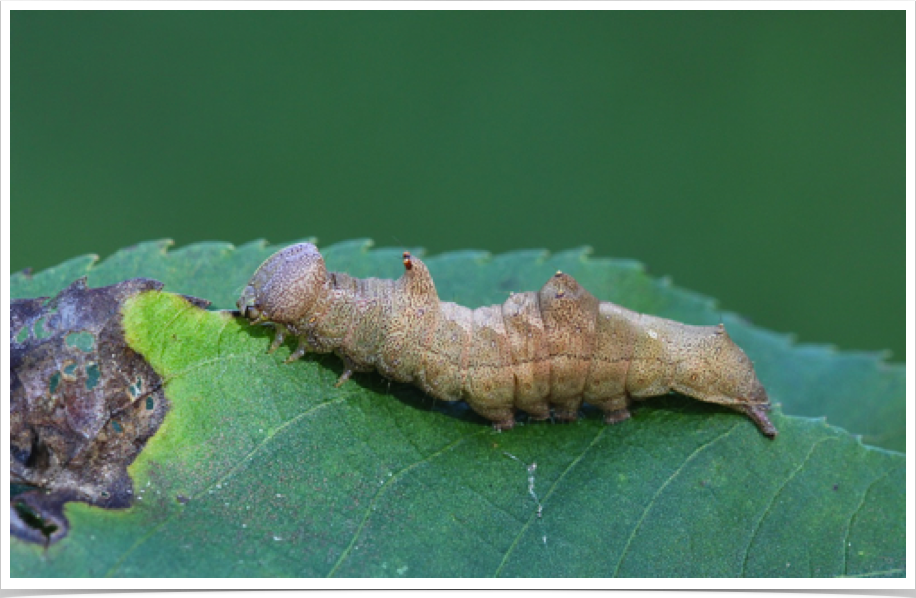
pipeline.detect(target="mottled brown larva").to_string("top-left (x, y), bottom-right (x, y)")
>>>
top-left (237, 243), bottom-right (777, 438)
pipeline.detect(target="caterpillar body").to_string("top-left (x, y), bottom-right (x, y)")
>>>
top-left (237, 243), bottom-right (776, 438)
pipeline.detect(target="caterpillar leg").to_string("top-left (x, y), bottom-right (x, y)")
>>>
top-left (492, 418), bottom-right (516, 431)
top-left (549, 394), bottom-right (586, 423)
top-left (267, 324), bottom-right (289, 354)
top-left (553, 409), bottom-right (580, 422)
top-left (285, 338), bottom-right (309, 363)
top-left (523, 407), bottom-right (551, 422)
top-left (592, 393), bottom-right (632, 425)
top-left (604, 408), bottom-right (631, 424)
top-left (334, 357), bottom-right (359, 387)
top-left (473, 405), bottom-right (517, 431)
top-left (335, 370), bottom-right (353, 387)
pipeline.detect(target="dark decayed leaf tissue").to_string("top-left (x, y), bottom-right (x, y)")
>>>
top-left (9, 277), bottom-right (206, 545)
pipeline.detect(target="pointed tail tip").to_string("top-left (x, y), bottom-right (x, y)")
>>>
top-left (745, 404), bottom-right (778, 439)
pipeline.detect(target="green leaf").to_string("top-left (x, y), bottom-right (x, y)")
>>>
top-left (11, 238), bottom-right (906, 450)
top-left (10, 240), bottom-right (905, 577)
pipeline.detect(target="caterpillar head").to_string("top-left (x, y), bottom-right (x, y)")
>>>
top-left (237, 243), bottom-right (328, 326)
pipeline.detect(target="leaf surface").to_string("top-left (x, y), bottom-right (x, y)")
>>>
top-left (9, 240), bottom-right (905, 577)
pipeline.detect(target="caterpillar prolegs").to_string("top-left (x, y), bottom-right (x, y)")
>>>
top-left (237, 243), bottom-right (777, 438)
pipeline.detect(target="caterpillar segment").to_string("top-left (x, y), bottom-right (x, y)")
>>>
top-left (237, 243), bottom-right (776, 438)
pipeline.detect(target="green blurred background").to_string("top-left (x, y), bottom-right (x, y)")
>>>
top-left (11, 10), bottom-right (904, 360)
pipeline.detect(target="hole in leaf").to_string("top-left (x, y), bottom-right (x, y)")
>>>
top-left (14, 501), bottom-right (59, 540)
top-left (146, 396), bottom-right (154, 410)
top-left (49, 372), bottom-right (61, 394)
top-left (25, 431), bottom-right (52, 470)
top-left (65, 331), bottom-right (95, 352)
top-left (128, 377), bottom-right (144, 399)
top-left (11, 483), bottom-right (38, 499)
top-left (33, 316), bottom-right (53, 339)
top-left (111, 420), bottom-right (123, 433)
top-left (63, 362), bottom-right (79, 378)
top-left (15, 325), bottom-right (31, 344)
top-left (85, 363), bottom-right (101, 390)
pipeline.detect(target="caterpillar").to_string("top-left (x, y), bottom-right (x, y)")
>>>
top-left (237, 243), bottom-right (776, 438)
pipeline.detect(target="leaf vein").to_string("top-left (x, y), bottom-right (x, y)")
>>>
top-left (493, 425), bottom-right (608, 578)
top-left (155, 301), bottom-right (198, 364)
top-left (103, 395), bottom-right (350, 577)
top-left (611, 422), bottom-right (741, 578)
top-left (326, 429), bottom-right (489, 578)
top-left (842, 465), bottom-right (901, 576)
top-left (838, 567), bottom-right (906, 578)
top-left (739, 436), bottom-right (837, 577)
